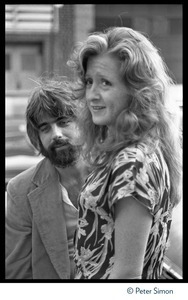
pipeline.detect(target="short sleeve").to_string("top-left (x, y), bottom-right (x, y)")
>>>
top-left (108, 147), bottom-right (159, 214)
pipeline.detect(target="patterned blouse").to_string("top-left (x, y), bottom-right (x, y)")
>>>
top-left (74, 143), bottom-right (173, 279)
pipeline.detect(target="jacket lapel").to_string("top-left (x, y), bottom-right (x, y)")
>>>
top-left (28, 159), bottom-right (70, 278)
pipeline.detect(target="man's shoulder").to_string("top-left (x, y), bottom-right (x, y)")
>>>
top-left (7, 157), bottom-right (46, 193)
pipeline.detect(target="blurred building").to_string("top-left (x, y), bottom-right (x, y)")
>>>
top-left (5, 4), bottom-right (182, 114)
top-left (5, 4), bottom-right (182, 90)
top-left (5, 5), bottom-right (94, 93)
top-left (94, 4), bottom-right (182, 84)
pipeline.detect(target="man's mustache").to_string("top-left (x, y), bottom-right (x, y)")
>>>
top-left (49, 139), bottom-right (70, 150)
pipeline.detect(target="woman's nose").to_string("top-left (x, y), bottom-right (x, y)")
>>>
top-left (86, 84), bottom-right (100, 102)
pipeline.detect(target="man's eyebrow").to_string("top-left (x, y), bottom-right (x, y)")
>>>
top-left (56, 116), bottom-right (65, 121)
top-left (38, 121), bottom-right (48, 129)
top-left (38, 116), bottom-right (65, 129)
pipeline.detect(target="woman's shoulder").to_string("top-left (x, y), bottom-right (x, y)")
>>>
top-left (110, 143), bottom-right (160, 175)
top-left (114, 143), bottom-right (148, 164)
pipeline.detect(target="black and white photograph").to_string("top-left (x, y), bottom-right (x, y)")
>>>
top-left (4, 4), bottom-right (184, 299)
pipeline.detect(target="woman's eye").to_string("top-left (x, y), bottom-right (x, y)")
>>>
top-left (101, 79), bottom-right (111, 86)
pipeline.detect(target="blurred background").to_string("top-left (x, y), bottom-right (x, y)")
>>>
top-left (5, 4), bottom-right (183, 279)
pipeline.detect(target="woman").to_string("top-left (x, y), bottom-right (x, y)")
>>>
top-left (68, 27), bottom-right (182, 279)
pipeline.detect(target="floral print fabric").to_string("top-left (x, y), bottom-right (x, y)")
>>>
top-left (74, 143), bottom-right (173, 279)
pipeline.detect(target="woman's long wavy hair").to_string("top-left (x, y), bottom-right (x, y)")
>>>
top-left (68, 27), bottom-right (182, 205)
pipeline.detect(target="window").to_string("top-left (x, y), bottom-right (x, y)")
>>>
top-left (21, 53), bottom-right (36, 71)
top-left (6, 54), bottom-right (11, 71)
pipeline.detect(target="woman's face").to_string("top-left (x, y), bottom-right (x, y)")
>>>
top-left (85, 53), bottom-right (129, 130)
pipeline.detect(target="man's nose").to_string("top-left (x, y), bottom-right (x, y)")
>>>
top-left (51, 124), bottom-right (64, 140)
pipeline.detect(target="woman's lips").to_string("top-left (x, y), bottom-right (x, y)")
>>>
top-left (91, 106), bottom-right (106, 111)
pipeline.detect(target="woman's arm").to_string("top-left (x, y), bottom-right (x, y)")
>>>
top-left (109, 196), bottom-right (152, 279)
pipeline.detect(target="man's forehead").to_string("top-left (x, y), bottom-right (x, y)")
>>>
top-left (37, 113), bottom-right (75, 125)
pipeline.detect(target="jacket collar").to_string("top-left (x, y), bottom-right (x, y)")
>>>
top-left (31, 157), bottom-right (57, 186)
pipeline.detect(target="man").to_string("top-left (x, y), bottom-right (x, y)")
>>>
top-left (5, 78), bottom-right (88, 279)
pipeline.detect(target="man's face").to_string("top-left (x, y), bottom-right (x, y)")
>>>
top-left (38, 114), bottom-right (82, 168)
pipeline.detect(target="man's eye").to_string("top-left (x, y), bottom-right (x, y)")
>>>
top-left (40, 125), bottom-right (50, 132)
top-left (58, 120), bottom-right (69, 127)
top-left (85, 78), bottom-right (92, 86)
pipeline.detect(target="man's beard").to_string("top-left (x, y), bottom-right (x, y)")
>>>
top-left (40, 138), bottom-right (81, 168)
